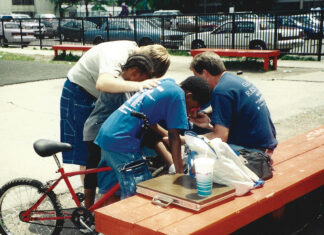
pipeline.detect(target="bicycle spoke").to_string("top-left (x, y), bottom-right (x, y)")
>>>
top-left (0, 179), bottom-right (63, 235)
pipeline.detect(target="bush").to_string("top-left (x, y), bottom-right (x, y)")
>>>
top-left (53, 52), bottom-right (81, 62)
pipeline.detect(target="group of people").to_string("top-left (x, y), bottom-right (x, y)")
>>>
top-left (59, 40), bottom-right (277, 208)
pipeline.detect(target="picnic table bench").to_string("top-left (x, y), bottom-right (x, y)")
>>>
top-left (190, 48), bottom-right (281, 71)
top-left (95, 125), bottom-right (324, 234)
top-left (52, 45), bottom-right (92, 58)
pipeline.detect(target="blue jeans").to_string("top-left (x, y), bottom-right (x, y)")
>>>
top-left (98, 149), bottom-right (152, 199)
top-left (60, 79), bottom-right (96, 165)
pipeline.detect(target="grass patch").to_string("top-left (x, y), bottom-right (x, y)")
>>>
top-left (280, 55), bottom-right (317, 61)
top-left (168, 49), bottom-right (190, 56)
top-left (0, 51), bottom-right (35, 61)
top-left (223, 58), bottom-right (266, 71)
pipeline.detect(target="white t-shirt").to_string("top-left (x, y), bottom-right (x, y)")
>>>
top-left (67, 40), bottom-right (138, 98)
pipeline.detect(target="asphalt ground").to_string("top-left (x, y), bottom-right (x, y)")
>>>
top-left (0, 60), bottom-right (72, 86)
top-left (0, 48), bottom-right (324, 234)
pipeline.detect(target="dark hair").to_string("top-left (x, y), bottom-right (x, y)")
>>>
top-left (121, 54), bottom-right (154, 77)
top-left (190, 52), bottom-right (226, 76)
top-left (180, 76), bottom-right (210, 106)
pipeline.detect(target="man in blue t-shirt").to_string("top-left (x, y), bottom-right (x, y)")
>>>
top-left (189, 52), bottom-right (277, 155)
top-left (95, 76), bottom-right (210, 199)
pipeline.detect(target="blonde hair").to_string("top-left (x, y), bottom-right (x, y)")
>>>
top-left (138, 44), bottom-right (170, 78)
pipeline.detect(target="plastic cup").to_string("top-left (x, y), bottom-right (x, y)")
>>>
top-left (194, 158), bottom-right (214, 197)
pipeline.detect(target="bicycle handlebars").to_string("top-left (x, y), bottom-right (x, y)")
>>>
top-left (130, 110), bottom-right (147, 120)
top-left (131, 110), bottom-right (150, 139)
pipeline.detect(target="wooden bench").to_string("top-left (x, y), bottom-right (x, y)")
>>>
top-left (95, 125), bottom-right (324, 234)
top-left (190, 48), bottom-right (281, 71)
top-left (52, 45), bottom-right (92, 58)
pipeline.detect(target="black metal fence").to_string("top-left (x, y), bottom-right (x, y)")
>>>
top-left (1, 10), bottom-right (323, 60)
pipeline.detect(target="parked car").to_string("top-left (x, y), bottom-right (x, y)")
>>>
top-left (198, 15), bottom-right (231, 32)
top-left (59, 20), bottom-right (97, 41)
top-left (152, 10), bottom-right (183, 30)
top-left (290, 14), bottom-right (324, 39)
top-left (1, 14), bottom-right (46, 39)
top-left (182, 18), bottom-right (304, 52)
top-left (0, 21), bottom-right (36, 47)
top-left (277, 15), bottom-right (319, 39)
top-left (41, 20), bottom-right (58, 38)
top-left (175, 16), bottom-right (207, 32)
top-left (84, 18), bottom-right (187, 49)
top-left (35, 13), bottom-right (57, 20)
top-left (22, 21), bottom-right (46, 39)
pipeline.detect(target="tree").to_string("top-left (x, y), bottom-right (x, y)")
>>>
top-left (49, 0), bottom-right (79, 17)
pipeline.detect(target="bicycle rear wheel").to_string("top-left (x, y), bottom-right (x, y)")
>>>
top-left (0, 178), bottom-right (64, 235)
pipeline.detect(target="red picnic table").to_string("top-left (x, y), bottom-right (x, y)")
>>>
top-left (94, 125), bottom-right (324, 234)
top-left (190, 48), bottom-right (280, 71)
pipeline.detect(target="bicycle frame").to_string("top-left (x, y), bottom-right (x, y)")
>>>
top-left (21, 165), bottom-right (120, 222)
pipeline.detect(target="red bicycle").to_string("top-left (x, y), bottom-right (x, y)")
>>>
top-left (0, 111), bottom-right (166, 235)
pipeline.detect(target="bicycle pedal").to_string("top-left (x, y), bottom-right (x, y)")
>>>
top-left (79, 222), bottom-right (95, 234)
top-left (76, 192), bottom-right (86, 202)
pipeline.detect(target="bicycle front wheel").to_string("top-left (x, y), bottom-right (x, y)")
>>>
top-left (0, 178), bottom-right (64, 235)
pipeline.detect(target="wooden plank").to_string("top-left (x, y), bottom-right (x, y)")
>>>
top-left (133, 208), bottom-right (193, 235)
top-left (52, 45), bottom-right (92, 51)
top-left (158, 146), bottom-right (324, 235)
top-left (190, 48), bottom-right (280, 58)
top-left (95, 195), bottom-right (170, 235)
top-left (272, 125), bottom-right (324, 165)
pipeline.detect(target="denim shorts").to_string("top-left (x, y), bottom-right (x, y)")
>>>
top-left (60, 79), bottom-right (96, 166)
top-left (98, 149), bottom-right (152, 199)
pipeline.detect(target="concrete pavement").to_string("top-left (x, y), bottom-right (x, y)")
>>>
top-left (0, 47), bottom-right (323, 233)
top-left (0, 47), bottom-right (324, 186)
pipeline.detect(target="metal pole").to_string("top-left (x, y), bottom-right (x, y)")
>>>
top-left (81, 18), bottom-right (85, 45)
top-left (19, 19), bottom-right (23, 49)
top-left (39, 17), bottom-right (42, 49)
top-left (299, 0), bottom-right (304, 10)
top-left (1, 20), bottom-right (5, 47)
top-left (231, 14), bottom-right (235, 49)
top-left (317, 10), bottom-right (323, 61)
top-left (274, 13), bottom-right (278, 50)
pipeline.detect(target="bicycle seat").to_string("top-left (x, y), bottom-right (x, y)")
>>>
top-left (33, 139), bottom-right (72, 157)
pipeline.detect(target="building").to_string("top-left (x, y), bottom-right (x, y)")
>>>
top-left (0, 0), bottom-right (56, 17)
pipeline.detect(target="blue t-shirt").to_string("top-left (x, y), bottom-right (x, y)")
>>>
top-left (210, 72), bottom-right (277, 149)
top-left (95, 78), bottom-right (188, 153)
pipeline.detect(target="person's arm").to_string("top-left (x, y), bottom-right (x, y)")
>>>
top-left (96, 73), bottom-right (160, 93)
top-left (190, 112), bottom-right (213, 130)
top-left (150, 124), bottom-right (168, 137)
top-left (204, 124), bottom-right (229, 142)
top-left (168, 129), bottom-right (183, 173)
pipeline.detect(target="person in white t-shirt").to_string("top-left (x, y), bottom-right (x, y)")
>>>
top-left (59, 40), bottom-right (170, 183)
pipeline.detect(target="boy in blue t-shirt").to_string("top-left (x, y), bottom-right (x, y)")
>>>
top-left (95, 76), bottom-right (210, 199)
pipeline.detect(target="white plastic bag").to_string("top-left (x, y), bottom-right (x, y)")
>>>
top-left (184, 131), bottom-right (263, 196)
